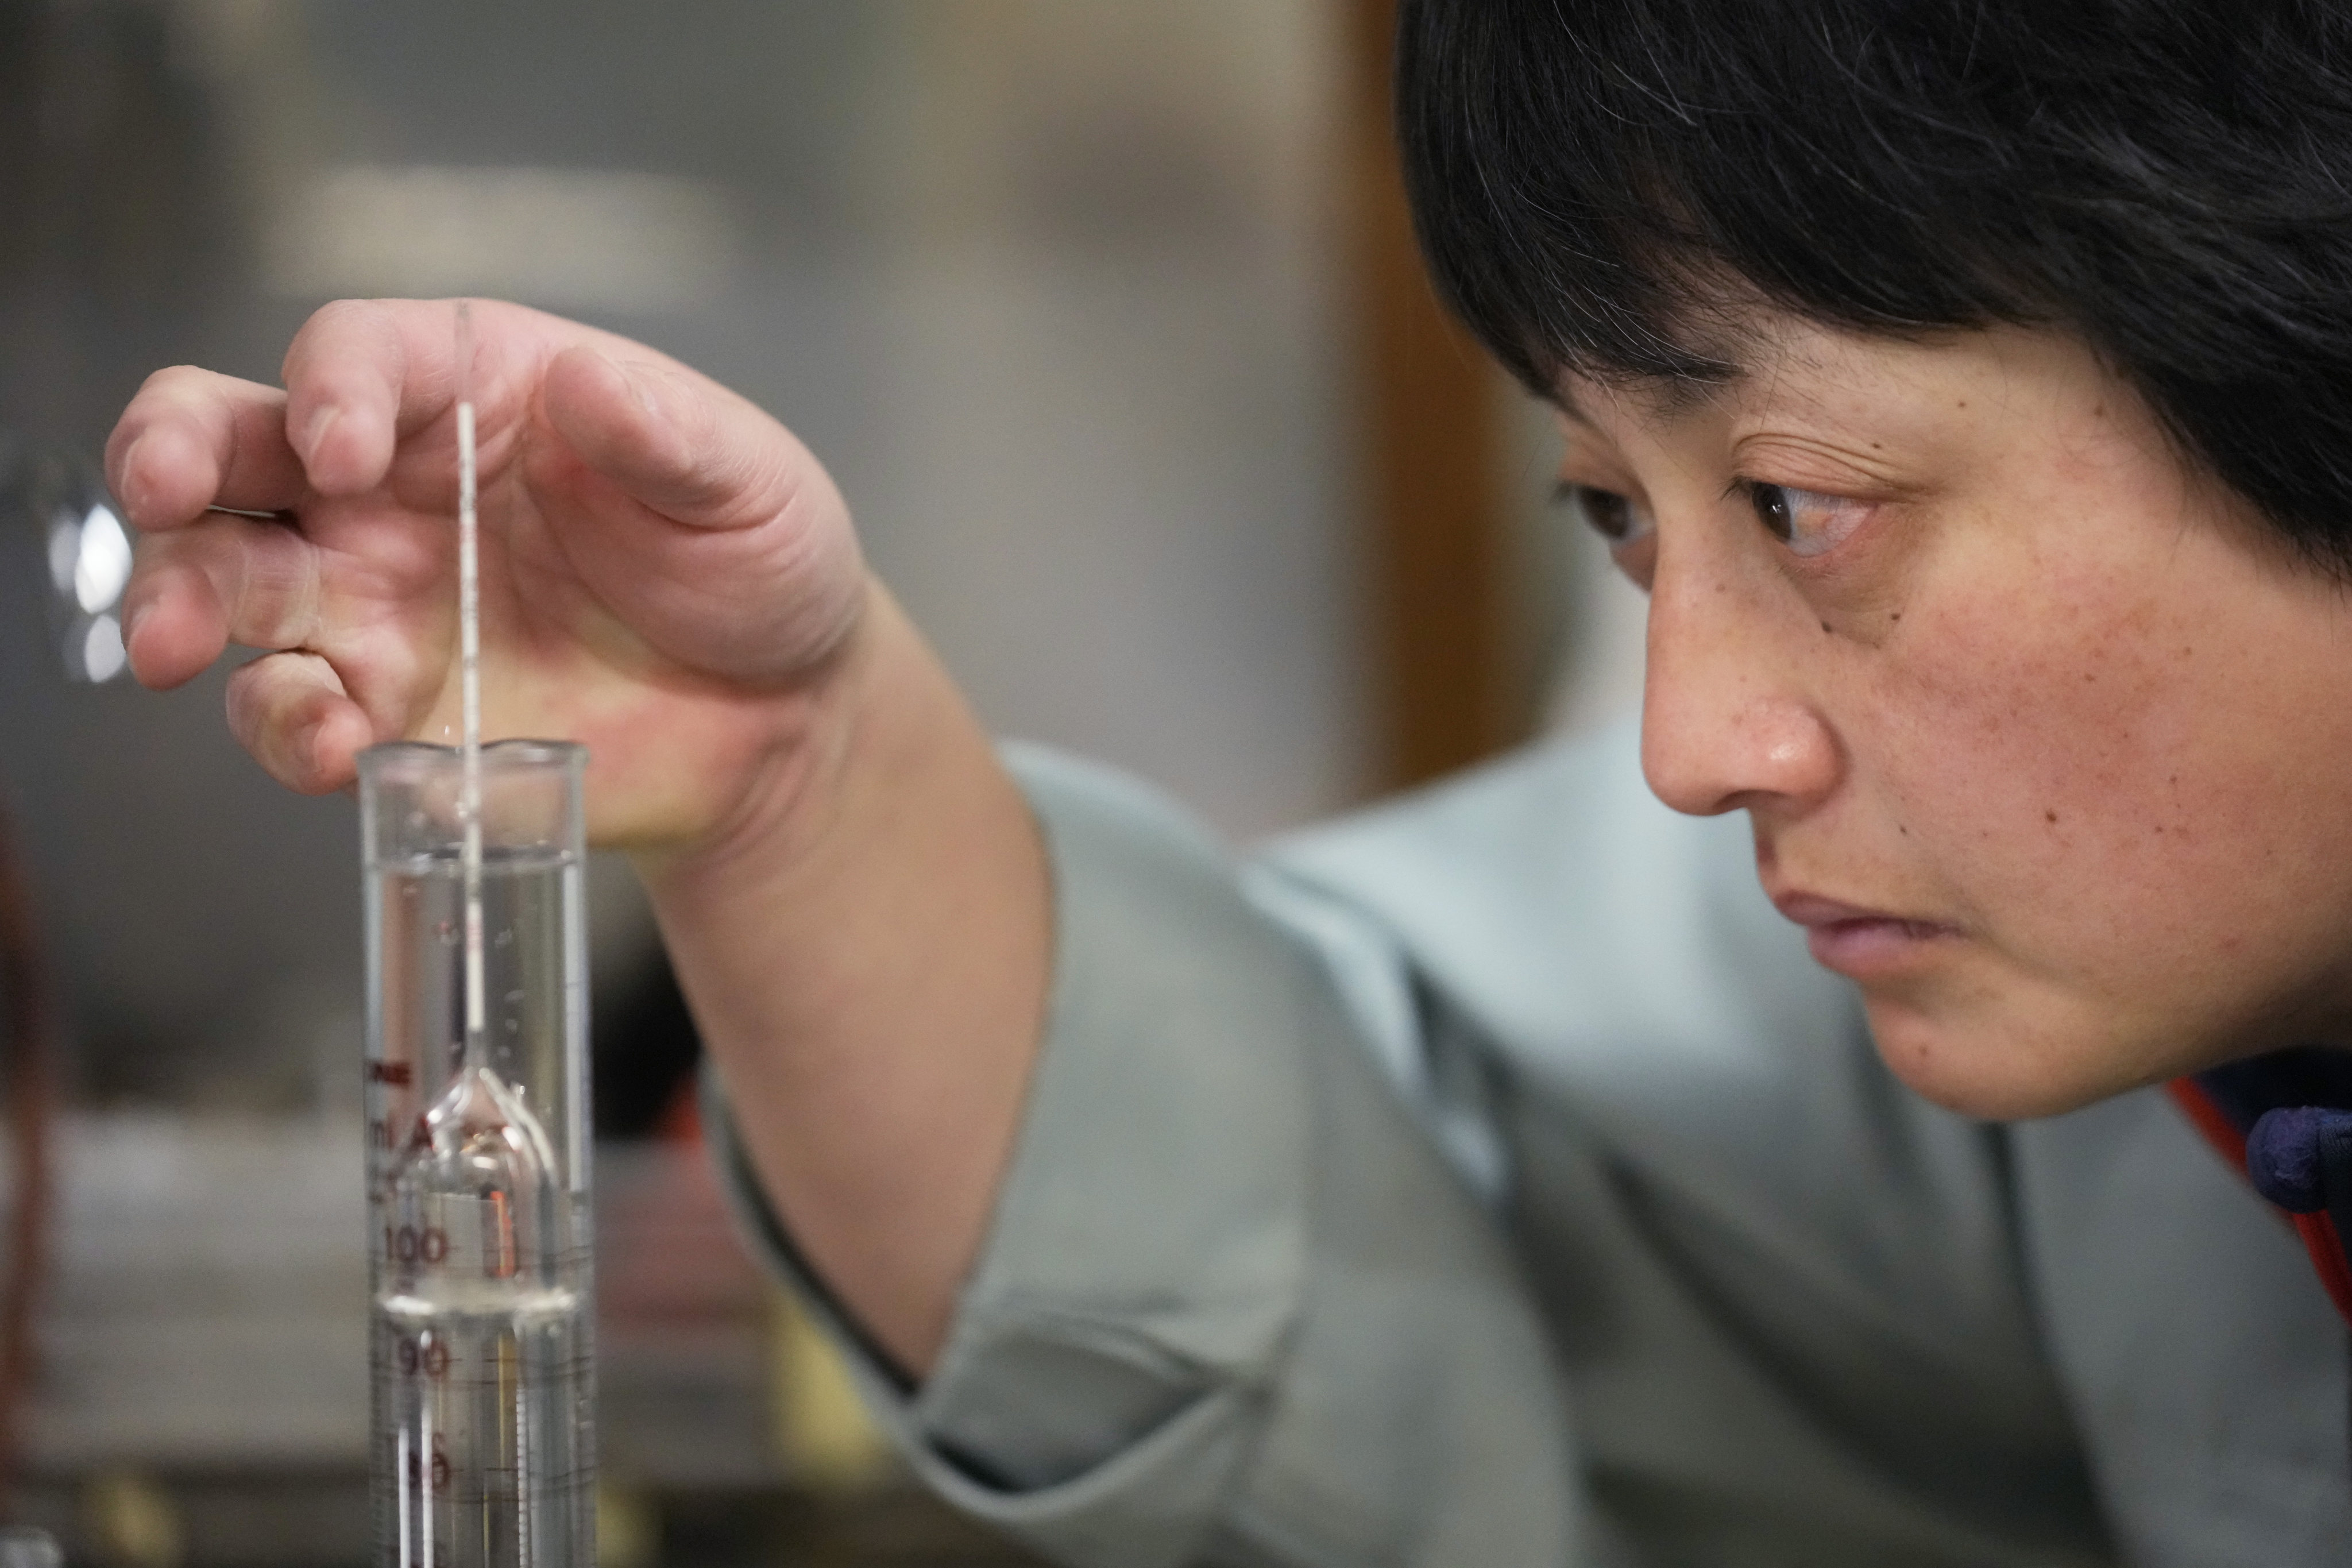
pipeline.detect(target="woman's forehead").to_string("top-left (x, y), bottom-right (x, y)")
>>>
top-left (1554, 321), bottom-right (2123, 448)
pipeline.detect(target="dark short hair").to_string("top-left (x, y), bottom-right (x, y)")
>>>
top-left (1397, 0), bottom-right (2352, 568)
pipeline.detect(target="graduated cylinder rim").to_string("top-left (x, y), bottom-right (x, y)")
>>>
top-left (357, 737), bottom-right (588, 779)
top-left (357, 739), bottom-right (588, 860)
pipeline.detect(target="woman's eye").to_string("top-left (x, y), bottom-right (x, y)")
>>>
top-left (1555, 482), bottom-right (1654, 546)
top-left (1743, 481), bottom-right (1868, 559)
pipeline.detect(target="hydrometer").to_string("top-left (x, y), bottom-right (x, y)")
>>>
top-left (358, 303), bottom-right (596, 1567)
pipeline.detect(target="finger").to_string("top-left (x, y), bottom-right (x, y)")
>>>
top-left (539, 345), bottom-right (805, 531)
top-left (226, 651), bottom-right (376, 794)
top-left (276, 298), bottom-right (423, 498)
top-left (106, 368), bottom-right (308, 532)
top-left (122, 515), bottom-right (323, 690)
top-left (280, 296), bottom-right (544, 498)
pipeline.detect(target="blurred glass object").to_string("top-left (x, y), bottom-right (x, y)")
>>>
top-left (2, 438), bottom-right (129, 685)
top-left (0, 1525), bottom-right (61, 1568)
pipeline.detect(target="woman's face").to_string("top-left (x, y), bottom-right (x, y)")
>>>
top-left (1559, 321), bottom-right (2352, 1118)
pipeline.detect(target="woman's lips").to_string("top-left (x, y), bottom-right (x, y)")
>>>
top-left (1772, 892), bottom-right (1959, 979)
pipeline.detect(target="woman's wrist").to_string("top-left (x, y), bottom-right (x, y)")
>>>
top-left (621, 573), bottom-right (896, 890)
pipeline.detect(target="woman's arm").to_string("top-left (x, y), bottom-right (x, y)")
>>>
top-left (634, 586), bottom-right (1050, 1372)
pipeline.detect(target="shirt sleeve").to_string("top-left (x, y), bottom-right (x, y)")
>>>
top-left (706, 744), bottom-right (1593, 1568)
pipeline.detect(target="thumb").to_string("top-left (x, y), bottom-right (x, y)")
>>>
top-left (538, 345), bottom-right (800, 532)
top-left (530, 339), bottom-right (866, 685)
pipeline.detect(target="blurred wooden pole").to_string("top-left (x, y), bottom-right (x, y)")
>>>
top-left (1343, 0), bottom-right (1515, 790)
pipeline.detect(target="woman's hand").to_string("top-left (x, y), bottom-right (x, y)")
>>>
top-left (110, 298), bottom-right (1051, 1372)
top-left (107, 297), bottom-right (868, 852)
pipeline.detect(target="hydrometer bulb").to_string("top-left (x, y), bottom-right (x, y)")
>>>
top-left (358, 303), bottom-right (597, 1568)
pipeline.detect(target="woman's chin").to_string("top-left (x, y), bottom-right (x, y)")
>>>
top-left (1858, 991), bottom-right (2186, 1123)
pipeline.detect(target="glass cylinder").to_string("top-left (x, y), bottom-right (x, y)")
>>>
top-left (359, 740), bottom-right (594, 1568)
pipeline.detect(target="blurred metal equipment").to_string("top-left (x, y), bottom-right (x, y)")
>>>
top-left (0, 436), bottom-right (64, 1523)
top-left (80, 1471), bottom-right (180, 1568)
top-left (2, 439), bottom-right (130, 685)
top-left (0, 798), bottom-right (57, 1521)
top-left (0, 1524), bottom-right (62, 1568)
top-left (0, 2), bottom-right (1447, 1561)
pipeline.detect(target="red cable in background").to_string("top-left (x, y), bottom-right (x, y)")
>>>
top-left (0, 802), bottom-right (55, 1516)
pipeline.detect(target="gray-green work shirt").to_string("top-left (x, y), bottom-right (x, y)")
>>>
top-left (714, 720), bottom-right (2350, 1566)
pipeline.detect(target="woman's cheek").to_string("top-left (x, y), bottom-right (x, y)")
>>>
top-left (1857, 538), bottom-right (2352, 1062)
top-left (1856, 573), bottom-right (2196, 929)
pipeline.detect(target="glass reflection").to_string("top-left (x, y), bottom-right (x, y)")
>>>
top-left (6, 439), bottom-right (129, 684)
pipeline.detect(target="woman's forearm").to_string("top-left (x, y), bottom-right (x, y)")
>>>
top-left (633, 585), bottom-right (1052, 1376)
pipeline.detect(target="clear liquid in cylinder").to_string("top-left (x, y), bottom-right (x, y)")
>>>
top-left (375, 1063), bottom-right (589, 1567)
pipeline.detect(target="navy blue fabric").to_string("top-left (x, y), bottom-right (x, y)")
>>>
top-left (2196, 1048), bottom-right (2352, 1267)
top-left (2248, 1107), bottom-right (2338, 1213)
top-left (2195, 1048), bottom-right (2352, 1134)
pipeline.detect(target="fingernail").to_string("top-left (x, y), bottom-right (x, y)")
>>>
top-left (126, 603), bottom-right (150, 648)
top-left (614, 357), bottom-right (665, 421)
top-left (116, 435), bottom-right (148, 518)
top-left (300, 405), bottom-right (341, 469)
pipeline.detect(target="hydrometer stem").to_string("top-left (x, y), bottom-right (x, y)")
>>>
top-left (455, 302), bottom-right (486, 1070)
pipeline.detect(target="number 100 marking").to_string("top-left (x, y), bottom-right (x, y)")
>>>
top-left (384, 1225), bottom-right (449, 1266)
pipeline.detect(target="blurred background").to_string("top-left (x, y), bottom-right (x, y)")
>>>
top-left (0, 1), bottom-right (1646, 1563)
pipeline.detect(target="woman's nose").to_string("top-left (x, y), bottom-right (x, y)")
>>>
top-left (1637, 550), bottom-right (1841, 819)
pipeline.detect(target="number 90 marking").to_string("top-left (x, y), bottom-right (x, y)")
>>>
top-left (394, 1334), bottom-right (451, 1380)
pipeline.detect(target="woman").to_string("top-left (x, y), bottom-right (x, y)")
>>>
top-left (1405, 0), bottom-right (2352, 1127)
top-left (107, 0), bottom-right (2352, 1560)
